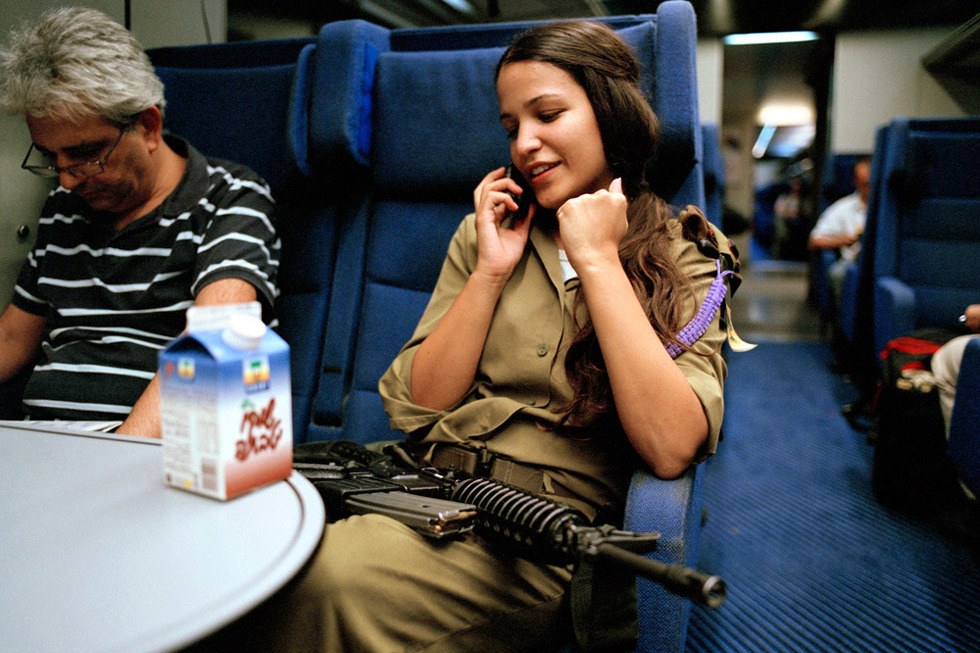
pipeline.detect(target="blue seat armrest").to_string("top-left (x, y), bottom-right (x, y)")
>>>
top-left (812, 249), bottom-right (838, 318)
top-left (873, 276), bottom-right (917, 358)
top-left (947, 337), bottom-right (980, 497)
top-left (838, 259), bottom-right (862, 343)
top-left (624, 464), bottom-right (704, 653)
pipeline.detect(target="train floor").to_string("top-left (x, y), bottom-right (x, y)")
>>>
top-left (684, 236), bottom-right (980, 652)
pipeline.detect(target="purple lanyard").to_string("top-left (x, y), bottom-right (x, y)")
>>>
top-left (665, 259), bottom-right (733, 359)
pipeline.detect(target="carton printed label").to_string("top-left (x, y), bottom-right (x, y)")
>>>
top-left (237, 396), bottom-right (284, 462)
top-left (178, 358), bottom-right (196, 379)
top-left (161, 359), bottom-right (196, 381)
top-left (242, 356), bottom-right (270, 392)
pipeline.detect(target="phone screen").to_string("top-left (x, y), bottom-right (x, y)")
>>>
top-left (505, 164), bottom-right (535, 220)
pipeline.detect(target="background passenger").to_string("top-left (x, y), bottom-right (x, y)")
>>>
top-left (808, 155), bottom-right (872, 311)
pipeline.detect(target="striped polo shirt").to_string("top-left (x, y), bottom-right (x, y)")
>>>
top-left (12, 136), bottom-right (280, 421)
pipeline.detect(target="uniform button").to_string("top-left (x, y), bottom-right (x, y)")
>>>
top-left (525, 399), bottom-right (537, 406)
top-left (536, 345), bottom-right (548, 357)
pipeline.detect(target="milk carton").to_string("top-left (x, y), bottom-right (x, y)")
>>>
top-left (160, 304), bottom-right (292, 500)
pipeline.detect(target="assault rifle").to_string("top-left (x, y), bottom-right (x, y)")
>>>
top-left (293, 440), bottom-right (726, 608)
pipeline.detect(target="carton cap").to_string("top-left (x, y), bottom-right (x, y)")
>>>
top-left (221, 313), bottom-right (267, 351)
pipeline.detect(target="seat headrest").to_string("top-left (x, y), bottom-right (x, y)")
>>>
top-left (149, 38), bottom-right (312, 68)
top-left (884, 117), bottom-right (980, 207)
top-left (372, 46), bottom-right (508, 197)
top-left (370, 19), bottom-right (697, 202)
top-left (155, 62), bottom-right (301, 191)
top-left (905, 132), bottom-right (980, 199)
top-left (149, 38), bottom-right (316, 191)
top-left (307, 20), bottom-right (391, 173)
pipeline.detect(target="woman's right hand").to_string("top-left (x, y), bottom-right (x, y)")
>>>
top-left (471, 167), bottom-right (534, 282)
top-left (409, 168), bottom-right (534, 410)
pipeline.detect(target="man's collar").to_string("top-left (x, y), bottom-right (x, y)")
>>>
top-left (155, 134), bottom-right (208, 217)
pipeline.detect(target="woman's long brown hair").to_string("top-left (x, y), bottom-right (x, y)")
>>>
top-left (496, 21), bottom-right (696, 429)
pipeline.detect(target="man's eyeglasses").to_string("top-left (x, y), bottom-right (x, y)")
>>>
top-left (21, 128), bottom-right (125, 179)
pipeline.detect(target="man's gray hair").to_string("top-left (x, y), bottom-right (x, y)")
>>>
top-left (0, 6), bottom-right (165, 127)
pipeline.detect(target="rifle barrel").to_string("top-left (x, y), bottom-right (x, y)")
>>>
top-left (595, 542), bottom-right (726, 608)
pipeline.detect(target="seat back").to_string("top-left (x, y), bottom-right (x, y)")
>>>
top-left (752, 181), bottom-right (786, 253)
top-left (148, 37), bottom-right (356, 442)
top-left (839, 124), bottom-right (891, 354)
top-left (870, 117), bottom-right (980, 356)
top-left (149, 38), bottom-right (313, 189)
top-left (701, 123), bottom-right (724, 228)
top-left (314, 41), bottom-right (506, 443)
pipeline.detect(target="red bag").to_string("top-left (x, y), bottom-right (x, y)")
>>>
top-left (870, 328), bottom-right (963, 513)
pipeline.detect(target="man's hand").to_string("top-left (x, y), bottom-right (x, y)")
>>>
top-left (808, 231), bottom-right (860, 251)
top-left (964, 304), bottom-right (980, 332)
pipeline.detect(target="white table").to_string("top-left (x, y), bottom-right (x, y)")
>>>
top-left (0, 423), bottom-right (324, 652)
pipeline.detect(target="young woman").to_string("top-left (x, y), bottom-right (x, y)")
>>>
top-left (381, 20), bottom-right (733, 517)
top-left (255, 20), bottom-right (735, 653)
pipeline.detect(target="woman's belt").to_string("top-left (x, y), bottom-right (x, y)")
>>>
top-left (429, 444), bottom-right (575, 499)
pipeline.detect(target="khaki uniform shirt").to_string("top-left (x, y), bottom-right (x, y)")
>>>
top-left (379, 210), bottom-right (730, 521)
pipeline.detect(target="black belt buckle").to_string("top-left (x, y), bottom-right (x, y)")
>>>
top-left (474, 449), bottom-right (495, 478)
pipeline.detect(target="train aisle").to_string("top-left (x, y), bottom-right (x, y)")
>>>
top-left (685, 251), bottom-right (980, 652)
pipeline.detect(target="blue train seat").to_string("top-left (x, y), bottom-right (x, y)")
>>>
top-left (751, 181), bottom-right (786, 255)
top-left (819, 152), bottom-right (867, 214)
top-left (702, 123), bottom-right (725, 228)
top-left (867, 117), bottom-right (980, 359)
top-left (839, 125), bottom-right (891, 363)
top-left (306, 7), bottom-right (705, 447)
top-left (148, 38), bottom-right (352, 441)
top-left (148, 37), bottom-right (313, 187)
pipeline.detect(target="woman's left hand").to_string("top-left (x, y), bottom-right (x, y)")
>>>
top-left (561, 176), bottom-right (707, 478)
top-left (556, 178), bottom-right (627, 272)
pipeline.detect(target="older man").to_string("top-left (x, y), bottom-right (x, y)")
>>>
top-left (0, 7), bottom-right (280, 437)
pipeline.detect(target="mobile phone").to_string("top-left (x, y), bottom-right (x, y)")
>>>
top-left (504, 164), bottom-right (535, 220)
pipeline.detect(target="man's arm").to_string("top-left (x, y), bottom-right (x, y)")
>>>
top-left (808, 197), bottom-right (864, 252)
top-left (116, 278), bottom-right (259, 438)
top-left (0, 305), bottom-right (46, 384)
top-left (808, 232), bottom-right (860, 251)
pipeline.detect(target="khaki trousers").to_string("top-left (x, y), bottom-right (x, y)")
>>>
top-left (931, 335), bottom-right (979, 436)
top-left (238, 513), bottom-right (573, 653)
top-left (931, 334), bottom-right (979, 501)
